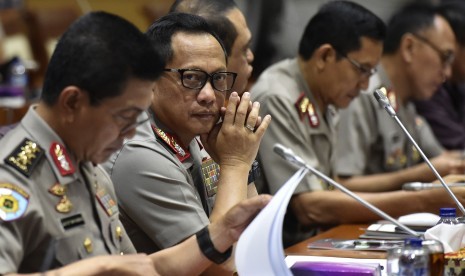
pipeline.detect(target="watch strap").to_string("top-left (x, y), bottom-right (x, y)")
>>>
top-left (196, 226), bottom-right (232, 264)
top-left (248, 159), bottom-right (261, 184)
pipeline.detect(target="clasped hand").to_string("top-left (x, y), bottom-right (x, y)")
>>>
top-left (200, 92), bottom-right (271, 168)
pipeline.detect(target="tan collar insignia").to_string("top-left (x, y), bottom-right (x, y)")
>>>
top-left (49, 183), bottom-right (66, 197)
top-left (294, 92), bottom-right (319, 128)
top-left (152, 126), bottom-right (191, 162)
top-left (5, 138), bottom-right (44, 177)
top-left (56, 195), bottom-right (73, 213)
top-left (50, 142), bottom-right (75, 176)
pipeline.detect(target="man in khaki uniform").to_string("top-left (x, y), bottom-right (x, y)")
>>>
top-left (335, 3), bottom-right (465, 192)
top-left (0, 11), bottom-right (270, 275)
top-left (253, 1), bottom-right (465, 248)
top-left (251, 1), bottom-right (385, 246)
top-left (104, 13), bottom-right (271, 262)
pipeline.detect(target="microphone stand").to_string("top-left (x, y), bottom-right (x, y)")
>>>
top-left (273, 144), bottom-right (421, 237)
top-left (373, 88), bottom-right (465, 216)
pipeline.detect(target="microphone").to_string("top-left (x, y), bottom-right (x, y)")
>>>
top-left (273, 144), bottom-right (421, 237)
top-left (373, 88), bottom-right (465, 215)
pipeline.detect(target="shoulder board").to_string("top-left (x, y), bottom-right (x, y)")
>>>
top-left (294, 92), bottom-right (308, 121)
top-left (5, 138), bottom-right (44, 177)
top-left (50, 142), bottom-right (75, 176)
top-left (294, 92), bottom-right (319, 128)
top-left (0, 183), bottom-right (29, 221)
top-left (152, 126), bottom-right (191, 162)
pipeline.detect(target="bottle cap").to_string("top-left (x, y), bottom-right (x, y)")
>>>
top-left (440, 207), bottom-right (456, 218)
top-left (404, 238), bottom-right (423, 247)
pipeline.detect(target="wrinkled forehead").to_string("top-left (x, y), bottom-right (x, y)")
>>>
top-left (169, 31), bottom-right (227, 69)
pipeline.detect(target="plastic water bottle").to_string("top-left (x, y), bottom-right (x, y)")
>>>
top-left (398, 238), bottom-right (429, 276)
top-left (0, 57), bottom-right (27, 108)
top-left (9, 57), bottom-right (27, 89)
top-left (436, 207), bottom-right (459, 225)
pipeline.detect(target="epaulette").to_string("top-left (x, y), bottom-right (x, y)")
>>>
top-left (5, 138), bottom-right (44, 177)
top-left (294, 92), bottom-right (319, 128)
top-left (152, 126), bottom-right (191, 162)
top-left (50, 142), bottom-right (75, 176)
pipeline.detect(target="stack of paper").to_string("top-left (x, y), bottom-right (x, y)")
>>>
top-left (235, 167), bottom-right (308, 275)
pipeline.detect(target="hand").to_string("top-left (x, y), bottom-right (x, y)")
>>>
top-left (53, 254), bottom-right (159, 276)
top-left (208, 194), bottom-right (272, 251)
top-left (200, 92), bottom-right (271, 168)
top-left (430, 152), bottom-right (465, 176)
top-left (436, 174), bottom-right (465, 184)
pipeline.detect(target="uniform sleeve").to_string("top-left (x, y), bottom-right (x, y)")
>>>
top-left (0, 220), bottom-right (24, 273)
top-left (257, 93), bottom-right (322, 195)
top-left (0, 179), bottom-right (41, 274)
top-left (109, 142), bottom-right (209, 249)
top-left (335, 94), bottom-right (378, 176)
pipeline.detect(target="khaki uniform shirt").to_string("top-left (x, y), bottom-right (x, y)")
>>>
top-left (0, 106), bottom-right (134, 274)
top-left (335, 66), bottom-right (443, 176)
top-left (251, 58), bottom-right (338, 246)
top-left (103, 111), bottom-right (212, 254)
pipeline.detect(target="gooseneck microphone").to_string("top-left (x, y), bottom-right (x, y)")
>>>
top-left (373, 88), bottom-right (465, 216)
top-left (273, 143), bottom-right (421, 237)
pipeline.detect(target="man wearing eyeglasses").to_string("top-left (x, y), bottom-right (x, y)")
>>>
top-left (170, 0), bottom-right (254, 97)
top-left (335, 2), bottom-right (465, 192)
top-left (102, 12), bottom-right (271, 270)
top-left (414, 1), bottom-right (465, 151)
top-left (250, 1), bottom-right (386, 247)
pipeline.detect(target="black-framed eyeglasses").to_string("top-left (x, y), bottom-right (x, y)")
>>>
top-left (410, 33), bottom-right (455, 67)
top-left (336, 51), bottom-right (377, 78)
top-left (164, 68), bottom-right (237, 92)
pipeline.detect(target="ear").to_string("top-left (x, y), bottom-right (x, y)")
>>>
top-left (400, 33), bottom-right (416, 64)
top-left (56, 86), bottom-right (87, 123)
top-left (314, 44), bottom-right (337, 71)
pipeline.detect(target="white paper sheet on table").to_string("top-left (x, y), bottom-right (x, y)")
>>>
top-left (235, 167), bottom-right (308, 276)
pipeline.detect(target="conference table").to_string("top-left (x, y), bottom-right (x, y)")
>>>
top-left (285, 223), bottom-right (387, 259)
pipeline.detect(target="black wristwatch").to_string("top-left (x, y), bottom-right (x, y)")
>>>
top-left (196, 226), bottom-right (232, 264)
top-left (247, 159), bottom-right (261, 184)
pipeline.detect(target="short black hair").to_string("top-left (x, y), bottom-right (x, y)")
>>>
top-left (298, 0), bottom-right (385, 60)
top-left (41, 11), bottom-right (164, 106)
top-left (145, 12), bottom-right (227, 64)
top-left (438, 0), bottom-right (465, 46)
top-left (169, 0), bottom-right (237, 56)
top-left (384, 3), bottom-right (438, 54)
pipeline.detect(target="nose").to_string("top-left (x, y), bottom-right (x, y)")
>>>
top-left (443, 63), bottom-right (453, 80)
top-left (247, 48), bottom-right (254, 64)
top-left (197, 81), bottom-right (216, 104)
top-left (358, 75), bottom-right (370, 91)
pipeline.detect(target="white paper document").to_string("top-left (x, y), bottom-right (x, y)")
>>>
top-left (235, 167), bottom-right (308, 275)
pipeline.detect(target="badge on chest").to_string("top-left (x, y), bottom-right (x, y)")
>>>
top-left (95, 186), bottom-right (118, 217)
top-left (201, 158), bottom-right (220, 197)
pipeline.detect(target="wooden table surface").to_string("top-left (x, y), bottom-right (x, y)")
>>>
top-left (285, 224), bottom-right (387, 259)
